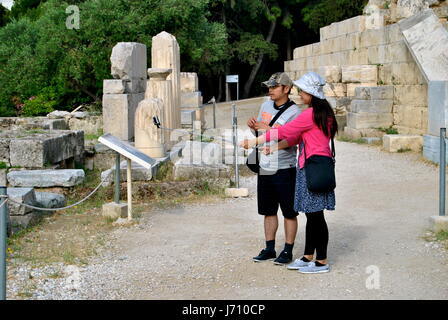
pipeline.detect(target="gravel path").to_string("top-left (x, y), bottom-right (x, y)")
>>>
top-left (7, 141), bottom-right (448, 299)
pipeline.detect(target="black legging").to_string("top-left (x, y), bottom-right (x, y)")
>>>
top-left (304, 210), bottom-right (329, 261)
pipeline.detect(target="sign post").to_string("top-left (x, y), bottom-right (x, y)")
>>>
top-left (226, 75), bottom-right (239, 101)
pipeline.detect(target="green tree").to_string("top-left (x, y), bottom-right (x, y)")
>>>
top-left (0, 4), bottom-right (9, 27)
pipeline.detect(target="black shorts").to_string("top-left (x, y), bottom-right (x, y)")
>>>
top-left (257, 167), bottom-right (298, 219)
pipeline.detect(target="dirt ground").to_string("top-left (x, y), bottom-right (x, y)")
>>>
top-left (6, 140), bottom-right (448, 299)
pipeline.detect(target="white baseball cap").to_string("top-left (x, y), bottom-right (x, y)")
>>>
top-left (293, 72), bottom-right (326, 100)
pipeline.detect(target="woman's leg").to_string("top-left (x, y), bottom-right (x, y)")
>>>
top-left (303, 212), bottom-right (317, 260)
top-left (312, 210), bottom-right (329, 264)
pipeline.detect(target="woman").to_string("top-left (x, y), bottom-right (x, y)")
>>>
top-left (240, 72), bottom-right (338, 274)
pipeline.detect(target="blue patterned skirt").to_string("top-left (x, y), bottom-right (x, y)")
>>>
top-left (293, 144), bottom-right (336, 213)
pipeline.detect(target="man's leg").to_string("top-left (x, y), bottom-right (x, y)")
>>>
top-left (284, 217), bottom-right (298, 244)
top-left (264, 215), bottom-right (278, 241)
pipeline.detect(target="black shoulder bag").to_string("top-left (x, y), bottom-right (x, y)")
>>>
top-left (246, 100), bottom-right (295, 174)
top-left (303, 137), bottom-right (336, 193)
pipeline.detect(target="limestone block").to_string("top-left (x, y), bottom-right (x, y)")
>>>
top-left (103, 80), bottom-right (126, 94)
top-left (429, 216), bottom-right (448, 233)
top-left (7, 169), bottom-right (85, 188)
top-left (347, 112), bottom-right (393, 129)
top-left (6, 187), bottom-right (35, 215)
top-left (364, 5), bottom-right (386, 30)
top-left (34, 192), bottom-right (66, 209)
top-left (173, 160), bottom-right (230, 180)
top-left (111, 42), bottom-right (147, 80)
top-left (225, 188), bottom-right (249, 198)
top-left (102, 202), bottom-right (128, 220)
top-left (393, 105), bottom-right (428, 130)
top-left (319, 66), bottom-right (342, 83)
top-left (393, 125), bottom-right (426, 135)
top-left (346, 82), bottom-right (378, 97)
top-left (284, 61), bottom-right (293, 72)
top-left (180, 72), bottom-right (199, 93)
top-left (102, 93), bottom-right (144, 141)
top-left (360, 28), bottom-right (388, 48)
top-left (293, 47), bottom-right (303, 60)
top-left (342, 65), bottom-right (378, 83)
top-left (382, 134), bottom-right (423, 152)
top-left (385, 24), bottom-right (404, 43)
top-left (393, 85), bottom-right (428, 106)
top-left (0, 139), bottom-right (9, 165)
top-left (68, 116), bottom-right (103, 136)
top-left (387, 41), bottom-right (414, 63)
top-left (423, 134), bottom-right (447, 163)
top-left (327, 97), bottom-right (352, 109)
top-left (396, 0), bottom-right (432, 20)
top-left (355, 86), bottom-right (394, 100)
top-left (0, 169), bottom-right (6, 186)
top-left (379, 62), bottom-right (425, 85)
top-left (181, 92), bottom-right (202, 108)
top-left (181, 141), bottom-right (223, 166)
top-left (349, 48), bottom-right (369, 65)
top-left (312, 43), bottom-right (321, 56)
top-left (324, 83), bottom-right (347, 97)
top-left (10, 212), bottom-right (42, 231)
top-left (350, 99), bottom-right (393, 113)
top-left (399, 9), bottom-right (448, 81)
top-left (152, 31), bottom-right (181, 129)
top-left (181, 110), bottom-right (196, 126)
top-left (344, 127), bottom-right (385, 139)
top-left (47, 110), bottom-right (70, 119)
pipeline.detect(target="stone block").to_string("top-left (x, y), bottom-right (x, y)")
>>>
top-left (343, 127), bottom-right (385, 139)
top-left (181, 141), bottom-right (223, 166)
top-left (34, 192), bottom-right (66, 209)
top-left (387, 41), bottom-right (414, 63)
top-left (110, 42), bottom-right (147, 80)
top-left (319, 66), bottom-right (342, 83)
top-left (0, 169), bottom-right (6, 186)
top-left (367, 45), bottom-right (389, 64)
top-left (379, 62), bottom-right (425, 85)
top-left (102, 202), bottom-right (128, 220)
top-left (349, 48), bottom-right (369, 65)
top-left (346, 82), bottom-right (378, 97)
top-left (327, 97), bottom-right (352, 109)
top-left (347, 112), bottom-right (393, 129)
top-left (225, 188), bottom-right (249, 198)
top-left (103, 160), bottom-right (153, 183)
top-left (102, 93), bottom-right (144, 141)
top-left (385, 23), bottom-right (404, 43)
top-left (180, 72), bottom-right (199, 93)
top-left (342, 65), bottom-right (378, 83)
top-left (181, 110), bottom-right (196, 126)
top-left (350, 99), bottom-right (393, 113)
top-left (393, 85), bottom-right (428, 106)
top-left (103, 80), bottom-right (126, 94)
top-left (423, 134), bottom-right (447, 163)
top-left (355, 86), bottom-right (394, 100)
top-left (6, 187), bottom-right (35, 215)
top-left (360, 28), bottom-right (388, 48)
top-left (393, 105), bottom-right (428, 130)
top-left (399, 9), bottom-right (448, 81)
top-left (7, 169), bottom-right (85, 188)
top-left (10, 211), bottom-right (42, 231)
top-left (181, 92), bottom-right (202, 108)
top-left (0, 139), bottom-right (8, 166)
top-left (324, 83), bottom-right (346, 97)
top-left (382, 134), bottom-right (423, 152)
top-left (173, 160), bottom-right (230, 180)
top-left (429, 215), bottom-right (448, 233)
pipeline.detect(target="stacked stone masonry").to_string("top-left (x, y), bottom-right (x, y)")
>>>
top-left (284, 5), bottom-right (448, 136)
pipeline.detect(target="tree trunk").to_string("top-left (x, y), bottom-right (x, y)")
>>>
top-left (243, 18), bottom-right (277, 99)
top-left (286, 29), bottom-right (292, 61)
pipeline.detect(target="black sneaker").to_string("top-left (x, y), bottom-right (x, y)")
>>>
top-left (273, 250), bottom-right (292, 265)
top-left (253, 249), bottom-right (276, 262)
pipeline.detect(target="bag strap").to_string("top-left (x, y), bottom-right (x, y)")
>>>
top-left (268, 100), bottom-right (295, 127)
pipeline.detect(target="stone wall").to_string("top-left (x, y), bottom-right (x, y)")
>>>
top-left (284, 1), bottom-right (448, 138)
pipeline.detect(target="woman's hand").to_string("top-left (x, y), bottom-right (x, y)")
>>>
top-left (239, 138), bottom-right (257, 149)
top-left (262, 144), bottom-right (278, 155)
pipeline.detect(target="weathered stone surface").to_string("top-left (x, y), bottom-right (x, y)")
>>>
top-left (173, 159), bottom-right (230, 180)
top-left (382, 134), bottom-right (424, 152)
top-left (47, 110), bottom-right (70, 119)
top-left (100, 160), bottom-right (153, 186)
top-left (110, 42), bottom-right (147, 80)
top-left (34, 192), bottom-right (66, 209)
top-left (378, 62), bottom-right (426, 85)
top-left (180, 72), bottom-right (199, 93)
top-left (355, 86), bottom-right (394, 100)
top-left (393, 105), bottom-right (428, 130)
top-left (6, 187), bottom-right (35, 215)
top-left (429, 215), bottom-right (448, 233)
top-left (399, 9), bottom-right (448, 81)
top-left (423, 134), bottom-right (447, 163)
top-left (181, 92), bottom-right (202, 108)
top-left (181, 141), bottom-right (223, 165)
top-left (342, 65), bottom-right (378, 83)
top-left (102, 202), bottom-right (128, 220)
top-left (396, 0), bottom-right (434, 20)
top-left (7, 170), bottom-right (85, 187)
top-left (4, 130), bottom-right (84, 168)
top-left (343, 126), bottom-right (385, 139)
top-left (103, 80), bottom-right (126, 94)
top-left (347, 112), bottom-right (393, 129)
top-left (181, 110), bottom-right (196, 125)
top-left (68, 116), bottom-right (103, 136)
top-left (318, 66), bottom-right (342, 83)
top-left (10, 211), bottom-right (42, 231)
top-left (350, 99), bottom-right (393, 113)
top-left (225, 188), bottom-right (249, 198)
top-left (324, 83), bottom-right (346, 97)
top-left (102, 93), bottom-right (144, 141)
top-left (0, 169), bottom-right (6, 186)
top-left (320, 16), bottom-right (366, 41)
top-left (327, 97), bottom-right (352, 109)
top-left (393, 84), bottom-right (428, 106)
top-left (347, 83), bottom-right (378, 97)
top-left (0, 139), bottom-right (9, 165)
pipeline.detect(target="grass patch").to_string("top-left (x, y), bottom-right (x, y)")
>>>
top-left (377, 127), bottom-right (399, 135)
top-left (397, 148), bottom-right (412, 153)
top-left (0, 161), bottom-right (7, 169)
top-left (435, 230), bottom-right (448, 242)
top-left (336, 136), bottom-right (367, 144)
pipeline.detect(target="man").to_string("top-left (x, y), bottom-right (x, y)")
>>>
top-left (247, 72), bottom-right (301, 265)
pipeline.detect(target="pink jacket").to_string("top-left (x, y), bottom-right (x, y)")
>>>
top-left (265, 108), bottom-right (333, 169)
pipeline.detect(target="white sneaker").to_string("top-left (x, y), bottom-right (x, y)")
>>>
top-left (297, 261), bottom-right (330, 274)
top-left (286, 258), bottom-right (311, 270)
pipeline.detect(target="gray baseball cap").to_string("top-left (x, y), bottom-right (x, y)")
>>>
top-left (262, 72), bottom-right (293, 87)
